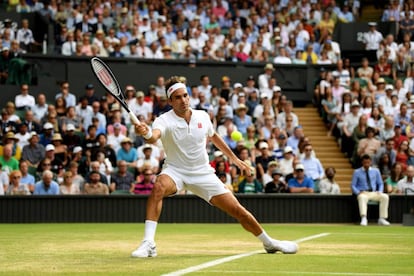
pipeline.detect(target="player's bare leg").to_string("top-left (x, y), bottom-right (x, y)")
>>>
top-left (131, 175), bottom-right (177, 258)
top-left (210, 192), bottom-right (298, 254)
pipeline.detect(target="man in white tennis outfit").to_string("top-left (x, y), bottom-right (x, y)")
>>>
top-left (132, 76), bottom-right (298, 257)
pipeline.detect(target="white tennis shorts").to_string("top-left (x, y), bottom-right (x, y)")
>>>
top-left (160, 166), bottom-right (230, 203)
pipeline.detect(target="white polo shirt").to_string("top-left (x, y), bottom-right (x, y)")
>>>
top-left (153, 109), bottom-right (214, 174)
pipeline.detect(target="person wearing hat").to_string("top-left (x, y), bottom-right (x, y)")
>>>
top-left (265, 168), bottom-right (288, 193)
top-left (82, 83), bottom-right (99, 105)
top-left (0, 131), bottom-right (21, 161)
top-left (363, 22), bottom-right (383, 50)
top-left (161, 45), bottom-right (174, 59)
top-left (39, 122), bottom-right (54, 147)
top-left (258, 63), bottom-right (275, 90)
top-left (40, 144), bottom-right (64, 178)
top-left (262, 160), bottom-right (279, 185)
top-left (279, 146), bottom-right (296, 180)
top-left (132, 75), bottom-right (298, 257)
top-left (132, 90), bottom-right (153, 125)
top-left (255, 141), bottom-right (277, 183)
top-left (21, 132), bottom-right (45, 168)
top-left (233, 104), bottom-right (252, 137)
top-left (136, 144), bottom-right (159, 174)
top-left (117, 137), bottom-right (138, 168)
top-left (51, 133), bottom-right (68, 167)
top-left (287, 163), bottom-right (314, 193)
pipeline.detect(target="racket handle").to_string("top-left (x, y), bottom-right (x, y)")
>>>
top-left (129, 111), bottom-right (140, 125)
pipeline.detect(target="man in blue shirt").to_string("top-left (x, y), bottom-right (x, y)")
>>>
top-left (351, 154), bottom-right (390, 226)
top-left (288, 163), bottom-right (314, 193)
top-left (33, 170), bottom-right (59, 195)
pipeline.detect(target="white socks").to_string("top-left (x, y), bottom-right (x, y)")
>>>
top-left (143, 220), bottom-right (158, 241)
top-left (257, 230), bottom-right (273, 246)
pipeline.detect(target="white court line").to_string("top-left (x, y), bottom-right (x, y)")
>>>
top-left (207, 270), bottom-right (413, 276)
top-left (162, 233), bottom-right (330, 276)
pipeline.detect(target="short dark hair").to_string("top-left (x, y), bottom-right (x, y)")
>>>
top-left (361, 154), bottom-right (371, 161)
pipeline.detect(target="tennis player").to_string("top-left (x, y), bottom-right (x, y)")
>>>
top-left (132, 76), bottom-right (298, 257)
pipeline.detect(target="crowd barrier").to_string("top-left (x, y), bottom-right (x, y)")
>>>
top-left (0, 194), bottom-right (411, 224)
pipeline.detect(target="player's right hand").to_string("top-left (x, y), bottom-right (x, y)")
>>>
top-left (135, 123), bottom-right (148, 136)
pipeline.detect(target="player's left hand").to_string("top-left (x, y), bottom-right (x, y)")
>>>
top-left (135, 123), bottom-right (149, 137)
top-left (234, 159), bottom-right (253, 177)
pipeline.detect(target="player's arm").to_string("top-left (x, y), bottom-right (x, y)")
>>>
top-left (134, 123), bottom-right (161, 144)
top-left (210, 132), bottom-right (252, 176)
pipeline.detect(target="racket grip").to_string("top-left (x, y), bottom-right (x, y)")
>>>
top-left (129, 111), bottom-right (140, 125)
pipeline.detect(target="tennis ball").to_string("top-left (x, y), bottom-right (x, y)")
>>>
top-left (231, 131), bottom-right (243, 142)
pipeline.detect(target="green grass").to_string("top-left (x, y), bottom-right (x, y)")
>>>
top-left (0, 223), bottom-right (413, 275)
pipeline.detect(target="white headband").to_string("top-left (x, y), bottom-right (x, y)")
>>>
top-left (166, 82), bottom-right (186, 98)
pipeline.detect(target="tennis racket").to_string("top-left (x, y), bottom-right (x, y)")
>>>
top-left (90, 57), bottom-right (140, 125)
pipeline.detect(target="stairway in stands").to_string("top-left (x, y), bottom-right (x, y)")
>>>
top-left (294, 106), bottom-right (353, 194)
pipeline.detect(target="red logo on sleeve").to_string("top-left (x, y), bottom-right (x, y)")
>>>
top-left (198, 122), bottom-right (202, 128)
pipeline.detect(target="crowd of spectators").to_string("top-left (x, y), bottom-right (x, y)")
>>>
top-left (1, 0), bottom-right (361, 64)
top-left (0, 64), bottom-right (344, 196)
top-left (1, 0), bottom-right (414, 196)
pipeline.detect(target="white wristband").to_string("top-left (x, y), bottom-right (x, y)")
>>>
top-left (143, 128), bottom-right (152, 140)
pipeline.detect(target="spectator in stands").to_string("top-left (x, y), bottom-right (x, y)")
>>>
top-left (33, 170), bottom-right (59, 195)
top-left (131, 168), bottom-right (155, 195)
top-left (288, 163), bottom-right (314, 194)
top-left (14, 84), bottom-right (35, 110)
top-left (351, 154), bottom-right (390, 226)
top-left (136, 144), bottom-right (159, 174)
top-left (301, 43), bottom-right (318, 64)
top-left (384, 162), bottom-right (404, 193)
top-left (6, 170), bottom-right (30, 195)
top-left (0, 143), bottom-right (19, 174)
top-left (31, 93), bottom-right (48, 124)
top-left (264, 168), bottom-right (288, 193)
top-left (354, 126), bottom-right (382, 167)
top-left (0, 47), bottom-right (11, 84)
top-left (301, 143), bottom-right (324, 192)
top-left (319, 167), bottom-right (341, 194)
top-left (61, 31), bottom-right (76, 56)
top-left (255, 141), bottom-right (276, 182)
top-left (279, 146), bottom-right (296, 181)
top-left (356, 57), bottom-right (374, 86)
top-left (16, 19), bottom-right (38, 53)
top-left (363, 22), bottom-right (383, 51)
top-left (18, 159), bottom-right (34, 193)
top-left (341, 100), bottom-right (361, 158)
top-left (276, 100), bottom-right (299, 130)
top-left (60, 171), bottom-right (81, 195)
top-left (392, 52), bottom-right (411, 81)
top-left (110, 160), bottom-right (135, 193)
top-left (117, 137), bottom-right (138, 168)
top-left (83, 170), bottom-right (109, 195)
top-left (0, 132), bottom-right (21, 161)
top-left (396, 140), bottom-right (410, 172)
top-left (262, 160), bottom-right (279, 186)
top-left (55, 81), bottom-right (76, 108)
top-left (21, 131), bottom-right (45, 168)
top-left (396, 165), bottom-right (414, 194)
top-left (258, 63), bottom-right (274, 91)
top-left (237, 168), bottom-right (263, 194)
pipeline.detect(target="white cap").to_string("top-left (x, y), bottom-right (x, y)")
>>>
top-left (45, 144), bottom-right (55, 151)
top-left (66, 124), bottom-right (75, 131)
top-left (284, 146), bottom-right (293, 153)
top-left (43, 122), bottom-right (53, 129)
top-left (73, 146), bottom-right (82, 154)
top-left (385, 84), bottom-right (394, 91)
top-left (295, 163), bottom-right (305, 170)
top-left (233, 83), bottom-right (243, 89)
top-left (259, 142), bottom-right (268, 149)
top-left (214, 151), bottom-right (224, 157)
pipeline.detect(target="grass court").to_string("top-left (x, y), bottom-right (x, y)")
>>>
top-left (0, 223), bottom-right (413, 275)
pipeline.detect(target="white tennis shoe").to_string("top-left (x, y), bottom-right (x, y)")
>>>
top-left (378, 218), bottom-right (390, 226)
top-left (264, 239), bottom-right (298, 254)
top-left (360, 216), bottom-right (368, 226)
top-left (131, 240), bottom-right (157, 258)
